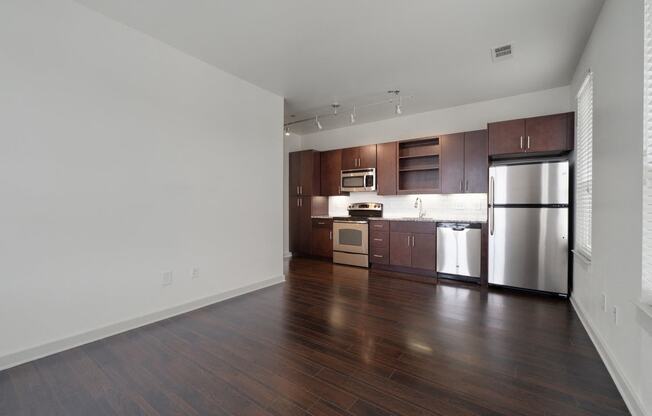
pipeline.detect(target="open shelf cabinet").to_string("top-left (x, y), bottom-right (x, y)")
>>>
top-left (397, 137), bottom-right (440, 194)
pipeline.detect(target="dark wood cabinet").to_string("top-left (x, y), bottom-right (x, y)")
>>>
top-left (411, 233), bottom-right (436, 270)
top-left (289, 196), bottom-right (328, 256)
top-left (464, 130), bottom-right (488, 193)
top-left (389, 232), bottom-right (412, 267)
top-left (397, 137), bottom-right (440, 194)
top-left (441, 130), bottom-right (488, 194)
top-left (525, 113), bottom-right (574, 153)
top-left (488, 113), bottom-right (573, 156)
top-left (311, 219), bottom-right (333, 258)
top-left (377, 142), bottom-right (397, 195)
top-left (389, 221), bottom-right (437, 270)
top-left (289, 150), bottom-right (320, 196)
top-left (440, 133), bottom-right (465, 193)
top-left (320, 149), bottom-right (343, 196)
top-left (341, 145), bottom-right (377, 170)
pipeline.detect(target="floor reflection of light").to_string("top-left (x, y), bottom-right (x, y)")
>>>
top-left (328, 303), bottom-right (345, 328)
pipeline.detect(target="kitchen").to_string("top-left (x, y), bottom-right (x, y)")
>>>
top-left (289, 111), bottom-right (573, 294)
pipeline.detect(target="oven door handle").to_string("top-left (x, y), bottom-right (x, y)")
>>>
top-left (334, 220), bottom-right (368, 224)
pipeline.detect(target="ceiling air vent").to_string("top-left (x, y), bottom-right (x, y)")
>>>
top-left (491, 43), bottom-right (514, 62)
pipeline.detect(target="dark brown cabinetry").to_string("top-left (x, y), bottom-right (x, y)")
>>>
top-left (342, 145), bottom-right (377, 170)
top-left (440, 130), bottom-right (488, 193)
top-left (311, 219), bottom-right (333, 258)
top-left (289, 150), bottom-right (321, 196)
top-left (376, 142), bottom-right (397, 195)
top-left (369, 220), bottom-right (390, 264)
top-left (488, 113), bottom-right (574, 156)
top-left (397, 137), bottom-right (440, 194)
top-left (289, 197), bottom-right (328, 255)
top-left (320, 149), bottom-right (343, 196)
top-left (388, 221), bottom-right (437, 270)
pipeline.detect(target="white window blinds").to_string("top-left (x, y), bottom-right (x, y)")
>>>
top-left (642, 0), bottom-right (652, 305)
top-left (575, 72), bottom-right (593, 262)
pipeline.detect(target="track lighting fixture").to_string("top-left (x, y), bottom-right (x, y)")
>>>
top-left (350, 105), bottom-right (357, 124)
top-left (389, 90), bottom-right (402, 115)
top-left (284, 126), bottom-right (290, 136)
top-left (332, 103), bottom-right (340, 115)
top-left (395, 96), bottom-right (403, 115)
top-left (315, 115), bottom-right (323, 130)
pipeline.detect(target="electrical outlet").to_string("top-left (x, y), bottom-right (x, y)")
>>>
top-left (191, 267), bottom-right (200, 279)
top-left (601, 294), bottom-right (607, 312)
top-left (612, 305), bottom-right (618, 325)
top-left (162, 271), bottom-right (173, 286)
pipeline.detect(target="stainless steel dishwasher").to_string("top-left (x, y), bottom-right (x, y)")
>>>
top-left (436, 223), bottom-right (482, 280)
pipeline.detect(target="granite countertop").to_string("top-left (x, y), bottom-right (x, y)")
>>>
top-left (311, 215), bottom-right (486, 223)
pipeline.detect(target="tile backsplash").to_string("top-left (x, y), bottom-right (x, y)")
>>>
top-left (329, 192), bottom-right (488, 222)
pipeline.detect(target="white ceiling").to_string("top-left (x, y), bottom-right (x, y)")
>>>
top-left (75, 0), bottom-right (604, 134)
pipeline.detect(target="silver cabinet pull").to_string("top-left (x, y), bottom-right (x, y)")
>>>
top-left (296, 186), bottom-right (299, 194)
top-left (465, 180), bottom-right (469, 192)
top-left (527, 136), bottom-right (531, 149)
top-left (412, 236), bottom-right (416, 247)
top-left (373, 254), bottom-right (383, 258)
top-left (373, 238), bottom-right (383, 242)
top-left (407, 236), bottom-right (410, 247)
top-left (489, 177), bottom-right (495, 236)
top-left (329, 231), bottom-right (332, 240)
top-left (460, 180), bottom-right (463, 192)
top-left (318, 222), bottom-right (325, 225)
top-left (520, 136), bottom-right (524, 150)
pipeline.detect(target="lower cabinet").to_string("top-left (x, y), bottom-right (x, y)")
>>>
top-left (370, 221), bottom-right (437, 272)
top-left (311, 219), bottom-right (333, 258)
top-left (289, 196), bottom-right (328, 255)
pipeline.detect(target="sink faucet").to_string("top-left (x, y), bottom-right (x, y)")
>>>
top-left (414, 197), bottom-right (425, 218)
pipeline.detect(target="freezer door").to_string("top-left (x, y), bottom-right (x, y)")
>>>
top-left (490, 161), bottom-right (569, 205)
top-left (489, 207), bottom-right (568, 294)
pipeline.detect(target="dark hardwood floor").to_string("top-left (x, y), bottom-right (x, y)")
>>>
top-left (0, 257), bottom-right (629, 416)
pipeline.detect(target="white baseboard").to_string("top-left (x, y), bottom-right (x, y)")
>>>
top-left (0, 274), bottom-right (285, 372)
top-left (571, 297), bottom-right (648, 416)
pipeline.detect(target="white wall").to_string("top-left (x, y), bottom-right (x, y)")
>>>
top-left (300, 86), bottom-right (571, 151)
top-left (0, 0), bottom-right (284, 368)
top-left (570, 1), bottom-right (652, 415)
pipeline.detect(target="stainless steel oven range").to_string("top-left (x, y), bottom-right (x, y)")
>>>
top-left (332, 202), bottom-right (383, 268)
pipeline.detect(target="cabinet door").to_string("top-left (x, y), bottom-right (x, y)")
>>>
top-left (311, 226), bottom-right (333, 258)
top-left (321, 149), bottom-right (342, 196)
top-left (289, 197), bottom-right (300, 253)
top-left (377, 142), bottom-right (397, 195)
top-left (358, 145), bottom-right (377, 169)
top-left (341, 147), bottom-right (359, 170)
top-left (299, 150), bottom-right (315, 196)
top-left (297, 198), bottom-right (312, 254)
top-left (411, 233), bottom-right (436, 270)
top-left (525, 113), bottom-right (572, 153)
top-left (440, 133), bottom-right (465, 194)
top-left (390, 232), bottom-right (412, 267)
top-left (464, 130), bottom-right (488, 193)
top-left (488, 119), bottom-right (525, 156)
top-left (289, 151), bottom-right (301, 196)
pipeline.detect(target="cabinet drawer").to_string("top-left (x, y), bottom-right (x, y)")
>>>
top-left (370, 231), bottom-right (389, 248)
top-left (370, 247), bottom-right (389, 264)
top-left (312, 218), bottom-right (333, 228)
top-left (390, 221), bottom-right (436, 234)
top-left (369, 220), bottom-right (389, 232)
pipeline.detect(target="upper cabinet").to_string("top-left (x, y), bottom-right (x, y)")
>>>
top-left (342, 145), bottom-right (377, 170)
top-left (377, 142), bottom-right (397, 195)
top-left (289, 150), bottom-right (321, 196)
top-left (321, 149), bottom-right (344, 196)
top-left (440, 130), bottom-right (488, 194)
top-left (488, 112), bottom-right (574, 156)
top-left (397, 137), bottom-right (441, 194)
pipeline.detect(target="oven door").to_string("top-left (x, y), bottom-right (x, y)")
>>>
top-left (333, 221), bottom-right (369, 254)
top-left (340, 169), bottom-right (376, 192)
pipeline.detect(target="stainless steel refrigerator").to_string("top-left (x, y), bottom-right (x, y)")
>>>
top-left (488, 160), bottom-right (569, 295)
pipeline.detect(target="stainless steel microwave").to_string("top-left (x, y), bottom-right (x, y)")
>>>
top-left (341, 168), bottom-right (376, 192)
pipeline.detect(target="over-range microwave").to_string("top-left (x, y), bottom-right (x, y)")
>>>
top-left (341, 168), bottom-right (376, 192)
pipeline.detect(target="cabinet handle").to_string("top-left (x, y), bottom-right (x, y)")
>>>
top-left (460, 180), bottom-right (463, 192)
top-left (318, 222), bottom-right (326, 225)
top-left (465, 180), bottom-right (469, 192)
top-left (300, 198), bottom-right (303, 207)
top-left (412, 236), bottom-right (415, 247)
top-left (373, 238), bottom-right (383, 242)
top-left (296, 186), bottom-right (299, 194)
top-left (329, 231), bottom-right (332, 240)
top-left (296, 199), bottom-right (299, 207)
top-left (520, 136), bottom-right (523, 150)
top-left (527, 136), bottom-right (531, 149)
top-left (373, 254), bottom-right (383, 258)
top-left (300, 185), bottom-right (303, 195)
top-left (407, 236), bottom-right (410, 247)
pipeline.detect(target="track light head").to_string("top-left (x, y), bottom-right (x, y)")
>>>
top-left (315, 115), bottom-right (323, 130)
top-left (331, 103), bottom-right (340, 115)
top-left (350, 105), bottom-right (356, 124)
top-left (284, 126), bottom-right (290, 136)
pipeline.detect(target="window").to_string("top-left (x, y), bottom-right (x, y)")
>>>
top-left (575, 72), bottom-right (593, 262)
top-left (642, 0), bottom-right (652, 304)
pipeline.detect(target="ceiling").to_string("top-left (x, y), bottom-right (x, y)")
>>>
top-left (75, 0), bottom-right (604, 135)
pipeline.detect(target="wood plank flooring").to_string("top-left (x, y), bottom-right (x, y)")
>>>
top-left (0, 257), bottom-right (629, 415)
